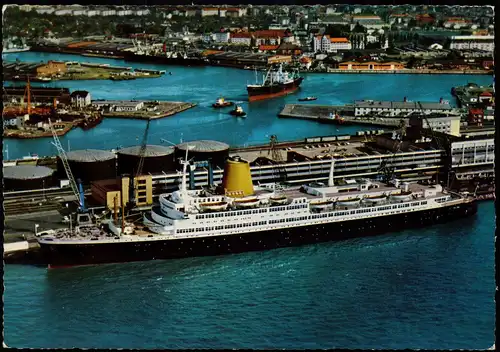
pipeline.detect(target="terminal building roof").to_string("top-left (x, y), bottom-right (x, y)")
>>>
top-left (353, 100), bottom-right (453, 110)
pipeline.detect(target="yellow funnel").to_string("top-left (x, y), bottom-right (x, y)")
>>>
top-left (221, 156), bottom-right (254, 198)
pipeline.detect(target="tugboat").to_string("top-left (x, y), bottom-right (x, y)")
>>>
top-left (229, 105), bottom-right (247, 117)
top-left (298, 96), bottom-right (317, 101)
top-left (212, 97), bottom-right (234, 108)
top-left (331, 112), bottom-right (345, 124)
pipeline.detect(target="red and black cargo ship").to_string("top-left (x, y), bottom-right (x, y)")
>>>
top-left (247, 63), bottom-right (303, 102)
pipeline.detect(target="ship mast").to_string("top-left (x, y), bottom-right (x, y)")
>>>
top-left (328, 158), bottom-right (335, 187)
top-left (121, 195), bottom-right (125, 234)
top-left (23, 75), bottom-right (32, 115)
top-left (114, 195), bottom-right (118, 225)
top-left (179, 145), bottom-right (194, 206)
top-left (263, 66), bottom-right (272, 86)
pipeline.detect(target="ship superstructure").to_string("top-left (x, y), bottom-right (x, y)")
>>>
top-left (37, 151), bottom-right (477, 268)
top-left (247, 63), bottom-right (303, 102)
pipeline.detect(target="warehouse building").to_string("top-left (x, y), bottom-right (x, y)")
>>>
top-left (353, 99), bottom-right (454, 117)
top-left (2, 86), bottom-right (71, 105)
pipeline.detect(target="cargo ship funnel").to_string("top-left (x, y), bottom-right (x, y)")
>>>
top-left (220, 156), bottom-right (254, 198)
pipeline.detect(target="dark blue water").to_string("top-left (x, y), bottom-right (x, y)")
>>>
top-left (3, 201), bottom-right (495, 349)
top-left (3, 52), bottom-right (493, 160)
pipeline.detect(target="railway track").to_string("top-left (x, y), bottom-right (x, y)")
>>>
top-left (3, 188), bottom-right (92, 217)
top-left (4, 201), bottom-right (64, 217)
top-left (3, 192), bottom-right (77, 205)
top-left (3, 188), bottom-right (76, 200)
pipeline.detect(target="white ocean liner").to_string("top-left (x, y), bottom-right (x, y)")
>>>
top-left (36, 150), bottom-right (477, 268)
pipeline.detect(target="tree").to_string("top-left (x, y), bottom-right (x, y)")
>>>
top-left (406, 57), bottom-right (418, 68)
top-left (365, 42), bottom-right (380, 50)
top-left (352, 23), bottom-right (367, 33)
top-left (324, 24), bottom-right (349, 37)
top-left (446, 51), bottom-right (460, 61)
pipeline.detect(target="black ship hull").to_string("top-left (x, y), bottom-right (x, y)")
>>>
top-left (247, 77), bottom-right (304, 102)
top-left (123, 52), bottom-right (208, 66)
top-left (39, 200), bottom-right (477, 268)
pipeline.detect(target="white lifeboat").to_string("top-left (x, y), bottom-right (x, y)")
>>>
top-left (336, 197), bottom-right (361, 207)
top-left (363, 194), bottom-right (387, 203)
top-left (270, 194), bottom-right (288, 205)
top-left (199, 201), bottom-right (229, 212)
top-left (233, 197), bottom-right (260, 208)
top-left (390, 190), bottom-right (412, 201)
top-left (309, 199), bottom-right (334, 210)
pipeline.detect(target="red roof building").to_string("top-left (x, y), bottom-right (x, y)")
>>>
top-left (253, 30), bottom-right (286, 46)
top-left (254, 30), bottom-right (286, 39)
top-left (416, 14), bottom-right (435, 24)
top-left (258, 45), bottom-right (279, 51)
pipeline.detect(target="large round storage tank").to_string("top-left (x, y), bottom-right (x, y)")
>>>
top-left (175, 140), bottom-right (230, 169)
top-left (58, 149), bottom-right (117, 184)
top-left (117, 145), bottom-right (175, 175)
top-left (4, 165), bottom-right (56, 191)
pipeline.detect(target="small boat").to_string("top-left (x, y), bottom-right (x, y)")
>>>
top-left (298, 96), bottom-right (317, 101)
top-left (309, 200), bottom-right (334, 210)
top-left (35, 77), bottom-right (52, 82)
top-left (336, 198), bottom-right (361, 207)
top-left (212, 97), bottom-right (234, 108)
top-left (270, 194), bottom-right (288, 205)
top-left (199, 201), bottom-right (229, 212)
top-left (229, 105), bottom-right (246, 117)
top-left (233, 197), bottom-right (260, 208)
top-left (363, 194), bottom-right (387, 203)
top-left (390, 190), bottom-right (413, 201)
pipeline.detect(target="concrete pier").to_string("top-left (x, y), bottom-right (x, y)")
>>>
top-left (4, 241), bottom-right (30, 254)
top-left (4, 239), bottom-right (44, 265)
top-left (279, 104), bottom-right (401, 127)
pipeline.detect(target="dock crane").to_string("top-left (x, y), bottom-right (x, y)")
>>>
top-left (127, 118), bottom-right (151, 211)
top-left (377, 118), bottom-right (406, 184)
top-left (48, 119), bottom-right (90, 224)
top-left (268, 134), bottom-right (288, 183)
top-left (416, 101), bottom-right (454, 186)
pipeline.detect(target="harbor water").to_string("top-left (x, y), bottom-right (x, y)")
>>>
top-left (2, 51), bottom-right (493, 160)
top-left (3, 201), bottom-right (495, 349)
top-left (2, 52), bottom-right (495, 349)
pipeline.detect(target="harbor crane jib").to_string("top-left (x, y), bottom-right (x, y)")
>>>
top-left (48, 118), bottom-right (88, 217)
